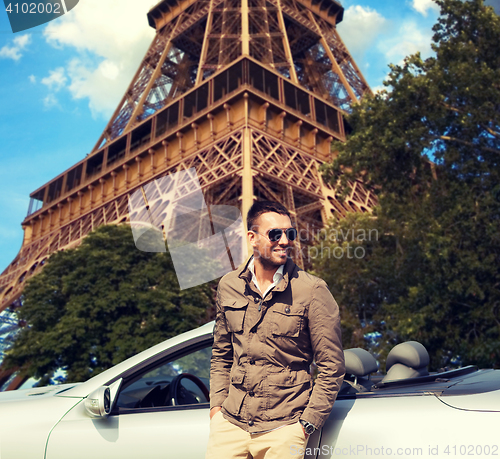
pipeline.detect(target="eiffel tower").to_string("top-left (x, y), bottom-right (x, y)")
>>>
top-left (0, 0), bottom-right (376, 388)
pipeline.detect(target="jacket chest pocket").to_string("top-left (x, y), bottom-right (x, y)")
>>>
top-left (270, 305), bottom-right (306, 337)
top-left (222, 299), bottom-right (248, 333)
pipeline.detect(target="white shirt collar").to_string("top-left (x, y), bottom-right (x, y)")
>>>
top-left (248, 258), bottom-right (284, 298)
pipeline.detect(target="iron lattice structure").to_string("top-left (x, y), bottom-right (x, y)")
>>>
top-left (0, 0), bottom-right (376, 388)
top-left (96, 0), bottom-right (368, 148)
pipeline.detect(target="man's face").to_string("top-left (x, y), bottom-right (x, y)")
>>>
top-left (248, 212), bottom-right (294, 267)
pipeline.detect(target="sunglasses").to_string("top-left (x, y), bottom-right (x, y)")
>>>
top-left (255, 227), bottom-right (298, 242)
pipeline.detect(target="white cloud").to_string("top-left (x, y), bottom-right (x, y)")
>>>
top-left (371, 85), bottom-right (386, 94)
top-left (41, 67), bottom-right (67, 91)
top-left (43, 0), bottom-right (157, 118)
top-left (0, 34), bottom-right (32, 60)
top-left (28, 75), bottom-right (36, 83)
top-left (380, 21), bottom-right (434, 65)
top-left (411, 0), bottom-right (439, 16)
top-left (40, 68), bottom-right (67, 110)
top-left (337, 6), bottom-right (390, 59)
top-left (65, 58), bottom-right (125, 117)
top-left (43, 93), bottom-right (60, 109)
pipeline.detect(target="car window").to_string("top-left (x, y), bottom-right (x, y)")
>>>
top-left (116, 345), bottom-right (212, 410)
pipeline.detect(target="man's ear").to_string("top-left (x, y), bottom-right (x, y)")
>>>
top-left (247, 230), bottom-right (256, 248)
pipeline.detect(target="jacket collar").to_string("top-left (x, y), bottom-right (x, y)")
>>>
top-left (238, 256), bottom-right (296, 294)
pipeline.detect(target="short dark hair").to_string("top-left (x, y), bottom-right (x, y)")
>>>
top-left (247, 201), bottom-right (291, 231)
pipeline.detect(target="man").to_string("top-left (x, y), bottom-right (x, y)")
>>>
top-left (206, 201), bottom-right (345, 459)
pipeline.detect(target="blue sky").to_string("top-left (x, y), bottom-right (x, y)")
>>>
top-left (0, 0), bottom-right (498, 274)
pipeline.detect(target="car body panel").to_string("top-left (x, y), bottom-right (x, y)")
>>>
top-left (318, 395), bottom-right (500, 458)
top-left (46, 401), bottom-right (210, 459)
top-left (436, 369), bottom-right (500, 411)
top-left (0, 395), bottom-right (82, 458)
top-left (0, 383), bottom-right (79, 402)
top-left (437, 389), bottom-right (500, 412)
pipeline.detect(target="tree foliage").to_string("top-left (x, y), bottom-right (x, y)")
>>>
top-left (311, 214), bottom-right (400, 356)
top-left (4, 225), bottom-right (215, 385)
top-left (319, 0), bottom-right (500, 369)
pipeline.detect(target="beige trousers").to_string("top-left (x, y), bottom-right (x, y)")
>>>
top-left (205, 411), bottom-right (309, 459)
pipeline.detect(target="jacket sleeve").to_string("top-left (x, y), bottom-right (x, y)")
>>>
top-left (301, 279), bottom-right (345, 428)
top-left (209, 286), bottom-right (234, 409)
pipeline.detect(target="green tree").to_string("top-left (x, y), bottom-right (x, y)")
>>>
top-left (311, 214), bottom-right (400, 359)
top-left (4, 224), bottom-right (215, 385)
top-left (319, 0), bottom-right (500, 369)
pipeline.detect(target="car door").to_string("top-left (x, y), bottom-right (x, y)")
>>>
top-left (45, 342), bottom-right (213, 459)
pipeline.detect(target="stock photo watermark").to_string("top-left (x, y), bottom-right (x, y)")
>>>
top-left (290, 444), bottom-right (499, 457)
top-left (298, 226), bottom-right (380, 244)
top-left (128, 168), bottom-right (246, 290)
top-left (296, 225), bottom-right (379, 262)
top-left (3, 0), bottom-right (79, 33)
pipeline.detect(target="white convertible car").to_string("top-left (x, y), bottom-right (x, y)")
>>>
top-left (1, 321), bottom-right (499, 458)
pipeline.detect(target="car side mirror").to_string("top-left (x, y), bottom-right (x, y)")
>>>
top-left (84, 379), bottom-right (122, 418)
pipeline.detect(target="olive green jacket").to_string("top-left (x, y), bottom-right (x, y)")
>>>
top-left (209, 257), bottom-right (345, 433)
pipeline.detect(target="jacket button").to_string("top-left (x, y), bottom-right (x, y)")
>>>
top-left (254, 297), bottom-right (259, 303)
top-left (248, 420), bottom-right (254, 426)
top-left (285, 307), bottom-right (290, 313)
top-left (249, 359), bottom-right (255, 365)
top-left (249, 391), bottom-right (255, 397)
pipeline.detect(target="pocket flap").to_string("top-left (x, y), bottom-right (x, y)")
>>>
top-left (268, 370), bottom-right (311, 387)
top-left (272, 304), bottom-right (306, 316)
top-left (231, 370), bottom-right (245, 385)
top-left (221, 299), bottom-right (249, 310)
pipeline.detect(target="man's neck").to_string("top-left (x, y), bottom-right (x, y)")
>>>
top-left (253, 257), bottom-right (280, 291)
